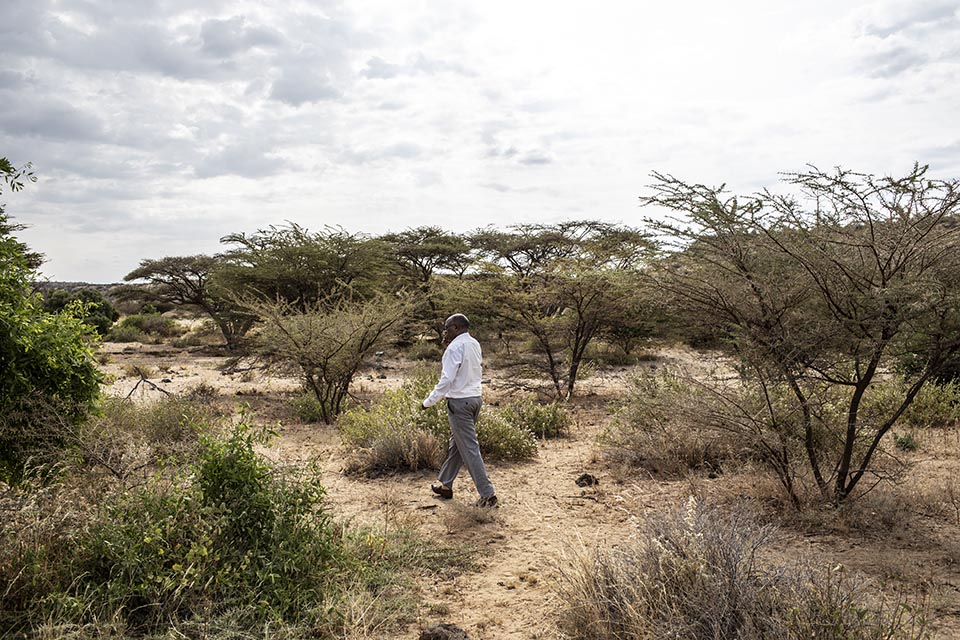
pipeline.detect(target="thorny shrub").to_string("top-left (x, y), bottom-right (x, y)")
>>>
top-left (71, 395), bottom-right (215, 481)
top-left (556, 498), bottom-right (927, 640)
top-left (602, 372), bottom-right (740, 478)
top-left (605, 370), bottom-right (948, 506)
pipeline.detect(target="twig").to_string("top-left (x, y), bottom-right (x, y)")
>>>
top-left (126, 366), bottom-right (173, 399)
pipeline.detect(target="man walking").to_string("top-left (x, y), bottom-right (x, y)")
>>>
top-left (422, 313), bottom-right (498, 507)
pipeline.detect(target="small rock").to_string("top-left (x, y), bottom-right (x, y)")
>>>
top-left (575, 473), bottom-right (599, 487)
top-left (420, 622), bottom-right (469, 640)
top-left (161, 378), bottom-right (172, 383)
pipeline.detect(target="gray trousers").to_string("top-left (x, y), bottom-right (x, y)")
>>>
top-left (437, 396), bottom-right (495, 499)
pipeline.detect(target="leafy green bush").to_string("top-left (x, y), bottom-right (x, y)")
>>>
top-left (340, 370), bottom-right (537, 476)
top-left (893, 432), bottom-right (919, 452)
top-left (476, 410), bottom-right (537, 459)
top-left (557, 499), bottom-right (927, 640)
top-left (501, 399), bottom-right (570, 439)
top-left (0, 213), bottom-right (102, 483)
top-left (406, 340), bottom-right (442, 361)
top-left (903, 380), bottom-right (960, 429)
top-left (41, 288), bottom-right (120, 336)
top-left (112, 312), bottom-right (185, 339)
top-left (2, 419), bottom-right (341, 633)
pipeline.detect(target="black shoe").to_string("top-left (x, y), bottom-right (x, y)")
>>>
top-left (431, 483), bottom-right (453, 499)
top-left (475, 494), bottom-right (498, 508)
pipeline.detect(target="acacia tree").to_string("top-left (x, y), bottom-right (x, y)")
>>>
top-left (642, 164), bottom-right (960, 505)
top-left (469, 221), bottom-right (654, 399)
top-left (123, 255), bottom-right (255, 350)
top-left (379, 226), bottom-right (472, 341)
top-left (218, 223), bottom-right (392, 309)
top-left (249, 292), bottom-right (412, 424)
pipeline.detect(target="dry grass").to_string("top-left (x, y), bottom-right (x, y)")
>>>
top-left (556, 498), bottom-right (928, 640)
top-left (119, 363), bottom-right (159, 379)
top-left (442, 501), bottom-right (500, 533)
top-left (344, 430), bottom-right (443, 477)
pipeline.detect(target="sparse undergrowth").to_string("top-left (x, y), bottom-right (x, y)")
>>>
top-left (338, 369), bottom-right (540, 476)
top-left (603, 370), bottom-right (960, 506)
top-left (0, 400), bottom-right (474, 639)
top-left (557, 499), bottom-right (928, 640)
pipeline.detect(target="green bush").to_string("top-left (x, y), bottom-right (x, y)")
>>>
top-left (112, 313), bottom-right (185, 339)
top-left (106, 324), bottom-right (145, 342)
top-left (340, 370), bottom-right (537, 476)
top-left (41, 288), bottom-right (120, 336)
top-left (0, 406), bottom-right (473, 637)
top-left (1, 419), bottom-right (341, 633)
top-left (406, 340), bottom-right (442, 361)
top-left (893, 432), bottom-right (919, 452)
top-left (476, 411), bottom-right (538, 460)
top-left (291, 391), bottom-right (329, 423)
top-left (903, 380), bottom-right (960, 429)
top-left (0, 213), bottom-right (102, 483)
top-left (557, 499), bottom-right (927, 640)
top-left (501, 399), bottom-right (571, 439)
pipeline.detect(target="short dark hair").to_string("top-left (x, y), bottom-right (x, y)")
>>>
top-left (445, 313), bottom-right (470, 329)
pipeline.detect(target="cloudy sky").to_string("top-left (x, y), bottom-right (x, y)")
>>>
top-left (2, 0), bottom-right (959, 283)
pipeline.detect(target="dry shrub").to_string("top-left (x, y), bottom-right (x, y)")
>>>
top-left (344, 430), bottom-right (443, 477)
top-left (556, 498), bottom-right (927, 640)
top-left (172, 319), bottom-right (222, 348)
top-left (120, 363), bottom-right (158, 379)
top-left (99, 395), bottom-right (212, 446)
top-left (183, 381), bottom-right (221, 403)
top-left (602, 373), bottom-right (739, 478)
top-left (340, 369), bottom-right (537, 477)
top-left (69, 395), bottom-right (216, 482)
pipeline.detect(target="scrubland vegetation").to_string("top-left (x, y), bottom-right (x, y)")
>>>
top-left (3, 155), bottom-right (960, 638)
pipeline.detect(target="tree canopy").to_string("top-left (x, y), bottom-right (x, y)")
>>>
top-left (641, 164), bottom-right (960, 504)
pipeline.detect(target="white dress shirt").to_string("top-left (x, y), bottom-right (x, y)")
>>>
top-left (422, 332), bottom-right (483, 407)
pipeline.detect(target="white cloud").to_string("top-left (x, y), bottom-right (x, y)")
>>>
top-left (0, 0), bottom-right (958, 282)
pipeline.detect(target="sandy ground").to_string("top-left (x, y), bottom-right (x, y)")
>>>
top-left (99, 340), bottom-right (960, 639)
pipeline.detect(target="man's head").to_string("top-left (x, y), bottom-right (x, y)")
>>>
top-left (443, 313), bottom-right (470, 340)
